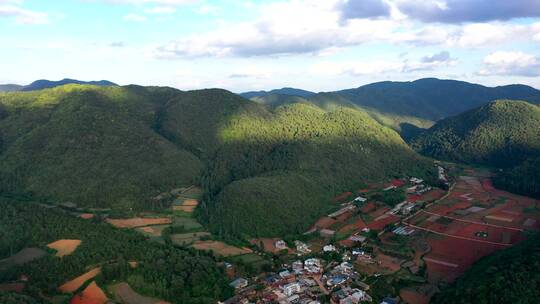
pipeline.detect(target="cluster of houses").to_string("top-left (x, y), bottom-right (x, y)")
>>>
top-left (225, 250), bottom-right (378, 304)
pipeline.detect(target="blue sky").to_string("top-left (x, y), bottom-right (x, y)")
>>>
top-left (1, 0), bottom-right (540, 92)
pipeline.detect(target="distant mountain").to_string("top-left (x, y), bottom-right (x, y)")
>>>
top-left (21, 78), bottom-right (117, 91)
top-left (411, 100), bottom-right (540, 167)
top-left (0, 84), bottom-right (23, 92)
top-left (245, 79), bottom-right (540, 133)
top-left (240, 87), bottom-right (316, 99)
top-left (331, 78), bottom-right (540, 122)
top-left (0, 78), bottom-right (117, 92)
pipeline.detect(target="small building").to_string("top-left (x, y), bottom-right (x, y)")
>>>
top-left (349, 235), bottom-right (367, 243)
top-left (383, 185), bottom-right (397, 191)
top-left (292, 260), bottom-right (304, 274)
top-left (380, 298), bottom-right (397, 304)
top-left (279, 270), bottom-right (293, 279)
top-left (275, 240), bottom-right (288, 250)
top-left (320, 229), bottom-right (336, 238)
top-left (354, 196), bottom-right (367, 203)
top-left (294, 240), bottom-right (311, 254)
top-left (410, 177), bottom-right (423, 184)
top-left (282, 282), bottom-right (302, 296)
top-left (323, 244), bottom-right (337, 252)
top-left (229, 278), bottom-right (248, 290)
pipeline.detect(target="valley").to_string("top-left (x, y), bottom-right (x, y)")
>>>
top-left (0, 82), bottom-right (539, 304)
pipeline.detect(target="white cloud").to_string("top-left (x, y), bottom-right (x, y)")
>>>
top-left (123, 13), bottom-right (147, 22)
top-left (154, 0), bottom-right (401, 58)
top-left (478, 51), bottom-right (540, 77)
top-left (0, 4), bottom-right (49, 24)
top-left (144, 6), bottom-right (176, 14)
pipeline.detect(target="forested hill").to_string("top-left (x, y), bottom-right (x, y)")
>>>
top-left (244, 79), bottom-right (540, 133)
top-left (411, 100), bottom-right (540, 167)
top-left (240, 87), bottom-right (315, 99)
top-left (0, 84), bottom-right (435, 237)
top-left (412, 100), bottom-right (540, 199)
top-left (0, 78), bottom-right (117, 92)
top-left (0, 85), bottom-right (202, 209)
top-left (197, 102), bottom-right (436, 238)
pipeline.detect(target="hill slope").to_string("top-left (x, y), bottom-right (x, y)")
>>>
top-left (411, 100), bottom-right (540, 167)
top-left (196, 103), bottom-right (436, 237)
top-left (0, 85), bottom-right (201, 209)
top-left (0, 85), bottom-right (436, 237)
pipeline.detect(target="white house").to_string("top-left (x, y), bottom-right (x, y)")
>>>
top-left (323, 244), bottom-right (337, 252)
top-left (281, 282), bottom-right (301, 296)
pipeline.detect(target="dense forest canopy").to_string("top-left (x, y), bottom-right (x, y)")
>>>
top-left (412, 100), bottom-right (540, 198)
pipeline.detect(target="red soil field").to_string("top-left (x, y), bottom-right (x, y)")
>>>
top-left (400, 287), bottom-right (433, 304)
top-left (106, 217), bottom-right (171, 229)
top-left (368, 206), bottom-right (390, 219)
top-left (312, 217), bottom-right (337, 229)
top-left (333, 192), bottom-right (353, 202)
top-left (70, 281), bottom-right (108, 304)
top-left (367, 214), bottom-right (400, 230)
top-left (407, 194), bottom-right (421, 202)
top-left (47, 239), bottom-right (82, 257)
top-left (359, 202), bottom-right (376, 213)
top-left (338, 218), bottom-right (367, 234)
top-left (391, 179), bottom-right (406, 187)
top-left (59, 268), bottom-right (101, 293)
top-left (79, 213), bottom-right (94, 219)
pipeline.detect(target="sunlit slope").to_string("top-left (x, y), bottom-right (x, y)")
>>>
top-left (0, 85), bottom-right (201, 209)
top-left (198, 103), bottom-right (436, 237)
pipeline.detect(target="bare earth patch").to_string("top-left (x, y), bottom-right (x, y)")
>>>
top-left (106, 218), bottom-right (171, 229)
top-left (47, 239), bottom-right (82, 257)
top-left (110, 282), bottom-right (170, 304)
top-left (70, 281), bottom-right (108, 304)
top-left (59, 267), bottom-right (101, 293)
top-left (192, 240), bottom-right (252, 257)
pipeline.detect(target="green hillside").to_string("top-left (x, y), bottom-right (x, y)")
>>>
top-left (412, 100), bottom-right (540, 167)
top-left (494, 156), bottom-right (540, 199)
top-left (0, 85), bottom-right (201, 209)
top-left (0, 85), bottom-right (436, 238)
top-left (198, 103), bottom-right (436, 238)
top-left (433, 233), bottom-right (540, 304)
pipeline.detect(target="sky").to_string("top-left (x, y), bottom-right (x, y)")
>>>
top-left (1, 0), bottom-right (540, 92)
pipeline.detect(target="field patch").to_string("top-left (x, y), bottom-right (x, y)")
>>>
top-left (107, 217), bottom-right (171, 229)
top-left (135, 225), bottom-right (169, 237)
top-left (0, 247), bottom-right (46, 269)
top-left (59, 267), bottom-right (101, 293)
top-left (109, 282), bottom-right (170, 304)
top-left (70, 281), bottom-right (108, 304)
top-left (192, 240), bottom-right (252, 257)
top-left (47, 239), bottom-right (82, 257)
top-left (170, 232), bottom-right (210, 245)
top-left (172, 216), bottom-right (203, 231)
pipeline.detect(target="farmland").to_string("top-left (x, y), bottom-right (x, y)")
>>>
top-left (47, 239), bottom-right (82, 257)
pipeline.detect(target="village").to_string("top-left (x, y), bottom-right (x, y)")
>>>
top-left (217, 163), bottom-right (540, 304)
top-left (3, 163), bottom-right (540, 304)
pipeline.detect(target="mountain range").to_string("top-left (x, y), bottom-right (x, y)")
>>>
top-left (0, 78), bottom-right (117, 92)
top-left (241, 78), bottom-right (540, 137)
